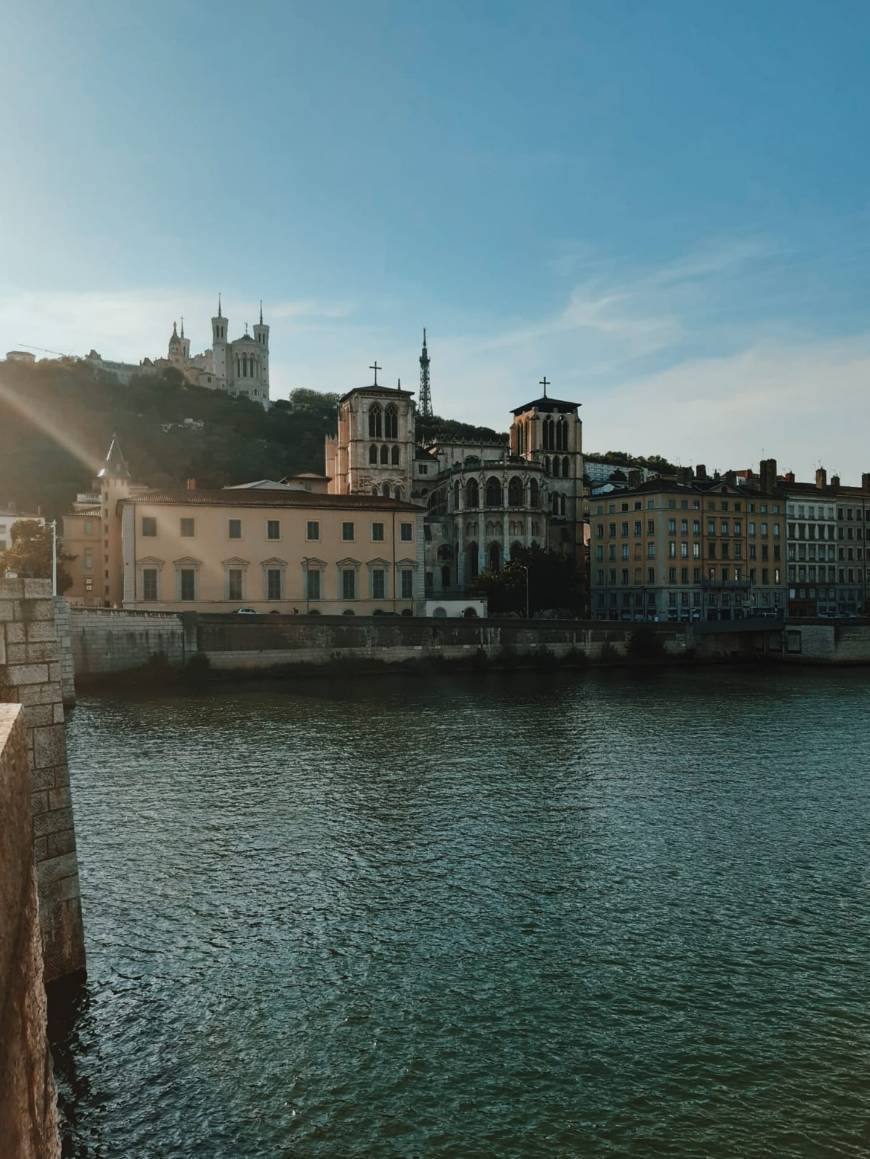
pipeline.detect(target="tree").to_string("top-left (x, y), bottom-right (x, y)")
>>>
top-left (473, 545), bottom-right (584, 616)
top-left (0, 520), bottom-right (74, 593)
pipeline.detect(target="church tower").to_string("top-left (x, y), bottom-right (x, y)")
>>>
top-left (211, 295), bottom-right (228, 389)
top-left (252, 300), bottom-right (270, 403)
top-left (326, 367), bottom-right (416, 498)
top-left (509, 378), bottom-right (584, 539)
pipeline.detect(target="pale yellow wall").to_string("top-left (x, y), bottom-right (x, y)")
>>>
top-left (61, 512), bottom-right (104, 606)
top-left (121, 499), bottom-right (424, 613)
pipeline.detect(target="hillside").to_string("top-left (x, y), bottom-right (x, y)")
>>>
top-left (0, 360), bottom-right (505, 517)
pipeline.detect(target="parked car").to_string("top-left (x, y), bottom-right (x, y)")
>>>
top-left (235, 607), bottom-right (259, 615)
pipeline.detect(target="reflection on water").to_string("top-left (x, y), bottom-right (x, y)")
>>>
top-left (55, 668), bottom-right (870, 1158)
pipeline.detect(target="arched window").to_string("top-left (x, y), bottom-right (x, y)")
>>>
top-left (382, 482), bottom-right (391, 497)
top-left (391, 445), bottom-right (400, 465)
top-left (510, 540), bottom-right (523, 558)
top-left (562, 456), bottom-right (570, 477)
top-left (560, 494), bottom-right (567, 516)
top-left (467, 543), bottom-right (479, 580)
top-left (466, 478), bottom-right (479, 508)
top-left (441, 564), bottom-right (451, 589)
top-left (380, 444), bottom-right (389, 464)
top-left (517, 423), bottom-right (525, 455)
top-left (371, 486), bottom-right (379, 495)
top-left (552, 493), bottom-right (559, 514)
top-left (557, 418), bottom-right (567, 449)
top-left (384, 403), bottom-right (398, 439)
top-left (369, 445), bottom-right (378, 464)
top-left (544, 456), bottom-right (551, 475)
top-left (508, 477), bottom-right (523, 507)
top-left (438, 544), bottom-right (452, 561)
top-left (552, 457), bottom-right (560, 478)
top-left (453, 481), bottom-right (461, 510)
top-left (394, 486), bottom-right (402, 500)
top-left (529, 479), bottom-right (540, 508)
top-left (543, 417), bottom-right (554, 450)
top-left (369, 404), bottom-right (383, 438)
top-left (488, 542), bottom-right (501, 572)
top-left (485, 477), bottom-right (503, 507)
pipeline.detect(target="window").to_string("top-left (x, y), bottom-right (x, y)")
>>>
top-left (342, 522), bottom-right (354, 541)
top-left (368, 404), bottom-right (382, 438)
top-left (399, 569), bottom-right (413, 600)
top-left (380, 445), bottom-right (389, 465)
top-left (180, 569), bottom-right (195, 601)
top-left (267, 569), bottom-right (282, 600)
top-left (267, 520), bottom-right (280, 540)
top-left (142, 516), bottom-right (157, 537)
top-left (307, 521), bottom-right (319, 541)
top-left (391, 445), bottom-right (400, 465)
top-left (384, 404), bottom-right (398, 439)
top-left (306, 569), bottom-right (320, 600)
top-left (83, 548), bottom-right (93, 571)
top-left (371, 569), bottom-right (386, 599)
top-left (84, 578), bottom-right (93, 593)
top-left (372, 522), bottom-right (384, 542)
top-left (342, 568), bottom-right (356, 599)
top-left (228, 569), bottom-right (243, 601)
top-left (228, 519), bottom-right (241, 539)
top-left (143, 568), bottom-right (158, 601)
top-left (369, 445), bottom-right (378, 465)
top-left (180, 518), bottom-right (195, 538)
top-left (400, 522), bottom-right (413, 541)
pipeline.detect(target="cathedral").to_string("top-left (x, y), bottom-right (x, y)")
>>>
top-left (163, 297), bottom-right (270, 406)
top-left (325, 341), bottom-right (585, 597)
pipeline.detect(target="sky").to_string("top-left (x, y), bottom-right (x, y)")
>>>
top-left (2, 0), bottom-right (870, 477)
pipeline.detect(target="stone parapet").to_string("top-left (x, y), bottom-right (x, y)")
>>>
top-left (0, 579), bottom-right (85, 984)
top-left (0, 704), bottom-right (61, 1158)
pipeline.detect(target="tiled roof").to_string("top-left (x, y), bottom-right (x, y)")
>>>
top-left (510, 396), bottom-right (580, 415)
top-left (121, 487), bottom-right (422, 512)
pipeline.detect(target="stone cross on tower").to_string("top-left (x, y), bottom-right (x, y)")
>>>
top-left (539, 376), bottom-right (550, 397)
top-left (370, 361), bottom-right (381, 386)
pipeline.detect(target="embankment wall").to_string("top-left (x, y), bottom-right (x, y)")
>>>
top-left (0, 580), bottom-right (85, 983)
top-left (0, 704), bottom-right (61, 1159)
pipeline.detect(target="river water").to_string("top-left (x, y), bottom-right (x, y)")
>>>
top-left (53, 668), bottom-right (870, 1158)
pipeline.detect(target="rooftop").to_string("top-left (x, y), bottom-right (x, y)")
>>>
top-left (122, 487), bottom-right (422, 512)
top-left (510, 396), bottom-right (580, 415)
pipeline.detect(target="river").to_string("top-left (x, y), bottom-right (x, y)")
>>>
top-left (53, 668), bottom-right (870, 1157)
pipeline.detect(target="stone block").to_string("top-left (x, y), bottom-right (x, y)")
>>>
top-left (48, 662), bottom-right (61, 682)
top-left (21, 600), bottom-right (55, 622)
top-left (5, 663), bottom-right (49, 686)
top-left (26, 642), bottom-right (58, 663)
top-left (33, 836), bottom-right (48, 862)
top-left (53, 704), bottom-right (65, 724)
top-left (33, 725), bottom-right (67, 770)
top-left (5, 644), bottom-right (29, 664)
top-left (25, 622), bottom-right (57, 643)
top-left (0, 601), bottom-right (17, 622)
top-left (47, 786), bottom-right (71, 812)
top-left (30, 765), bottom-right (57, 791)
top-left (48, 874), bottom-right (81, 903)
top-left (4, 623), bottom-right (25, 644)
top-left (16, 684), bottom-right (62, 706)
top-left (23, 580), bottom-right (52, 599)
top-left (46, 830), bottom-right (76, 858)
top-left (36, 852), bottom-right (79, 887)
top-left (30, 790), bottom-right (49, 817)
top-left (0, 578), bottom-right (24, 596)
top-left (32, 807), bottom-right (73, 839)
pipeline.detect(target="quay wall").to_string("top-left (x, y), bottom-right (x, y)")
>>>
top-left (781, 622), bottom-right (870, 663)
top-left (0, 704), bottom-right (61, 1159)
top-left (0, 580), bottom-right (85, 984)
top-left (70, 607), bottom-right (187, 675)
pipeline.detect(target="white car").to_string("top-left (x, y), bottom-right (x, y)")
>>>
top-left (235, 607), bottom-right (259, 615)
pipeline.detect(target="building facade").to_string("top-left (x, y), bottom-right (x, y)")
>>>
top-left (63, 439), bottom-right (424, 614)
top-left (590, 462), bottom-right (787, 621)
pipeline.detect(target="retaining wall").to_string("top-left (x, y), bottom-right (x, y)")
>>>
top-left (0, 704), bottom-right (61, 1158)
top-left (0, 580), bottom-right (85, 984)
top-left (781, 622), bottom-right (870, 663)
top-left (70, 607), bottom-right (187, 675)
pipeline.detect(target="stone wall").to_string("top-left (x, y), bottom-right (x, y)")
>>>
top-left (781, 622), bottom-right (870, 663)
top-left (70, 607), bottom-right (186, 675)
top-left (196, 615), bottom-right (691, 668)
top-left (0, 580), bottom-right (85, 984)
top-left (53, 597), bottom-right (76, 706)
top-left (0, 704), bottom-right (61, 1159)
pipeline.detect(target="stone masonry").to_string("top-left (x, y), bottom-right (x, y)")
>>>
top-left (0, 704), bottom-right (61, 1158)
top-left (0, 579), bottom-right (85, 984)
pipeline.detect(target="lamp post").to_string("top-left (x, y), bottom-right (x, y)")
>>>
top-left (50, 520), bottom-right (57, 597)
top-left (521, 563), bottom-right (531, 619)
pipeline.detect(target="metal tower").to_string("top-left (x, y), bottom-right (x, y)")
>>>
top-left (419, 328), bottom-right (433, 418)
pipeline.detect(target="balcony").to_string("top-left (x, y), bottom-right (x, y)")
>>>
top-left (701, 578), bottom-right (752, 591)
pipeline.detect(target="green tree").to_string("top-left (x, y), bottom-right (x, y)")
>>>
top-left (0, 520), bottom-right (74, 592)
top-left (473, 545), bottom-right (584, 616)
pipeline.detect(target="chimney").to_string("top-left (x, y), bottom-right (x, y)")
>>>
top-left (724, 469), bottom-right (736, 486)
top-left (784, 471), bottom-right (795, 484)
top-left (759, 458), bottom-right (777, 493)
top-left (815, 467), bottom-right (827, 489)
top-left (186, 478), bottom-right (197, 491)
top-left (679, 466), bottom-right (693, 484)
top-left (863, 474), bottom-right (870, 492)
top-left (695, 464), bottom-right (707, 480)
top-left (831, 474), bottom-right (841, 489)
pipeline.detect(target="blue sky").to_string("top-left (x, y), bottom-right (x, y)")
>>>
top-left (3, 0), bottom-right (870, 476)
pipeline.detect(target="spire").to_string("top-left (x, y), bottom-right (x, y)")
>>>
top-left (419, 327), bottom-right (433, 419)
top-left (218, 293), bottom-right (222, 319)
top-left (259, 299), bottom-right (263, 325)
top-left (180, 315), bottom-right (185, 338)
top-left (172, 320), bottom-right (178, 337)
top-left (97, 434), bottom-right (131, 481)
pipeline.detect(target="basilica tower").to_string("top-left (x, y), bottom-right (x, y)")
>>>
top-left (211, 295), bottom-right (228, 389)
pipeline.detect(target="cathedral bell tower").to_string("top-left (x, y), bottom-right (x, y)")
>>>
top-left (211, 294), bottom-right (228, 389)
top-left (252, 299), bottom-right (270, 404)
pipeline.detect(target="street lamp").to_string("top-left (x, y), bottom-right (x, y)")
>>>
top-left (50, 520), bottom-right (57, 597)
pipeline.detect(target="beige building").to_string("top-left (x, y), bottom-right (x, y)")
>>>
top-left (64, 437), bottom-right (425, 614)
